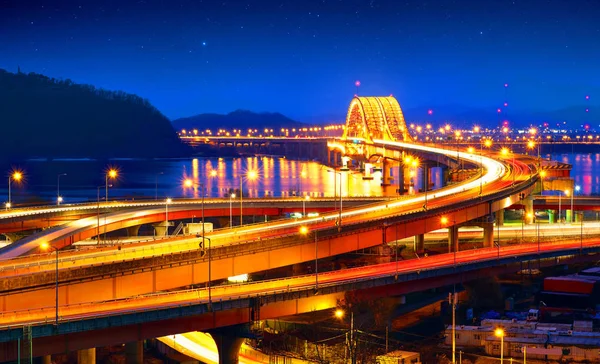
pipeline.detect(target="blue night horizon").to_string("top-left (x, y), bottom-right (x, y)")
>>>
top-left (1, 0), bottom-right (599, 125)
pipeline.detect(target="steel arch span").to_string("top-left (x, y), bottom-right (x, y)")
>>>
top-left (343, 96), bottom-right (413, 143)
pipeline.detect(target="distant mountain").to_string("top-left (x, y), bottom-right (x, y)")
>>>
top-left (0, 69), bottom-right (190, 160)
top-left (172, 110), bottom-right (306, 131)
top-left (403, 104), bottom-right (599, 128)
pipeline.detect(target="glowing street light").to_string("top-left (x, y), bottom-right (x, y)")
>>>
top-left (105, 168), bottom-right (118, 203)
top-left (40, 241), bottom-right (59, 326)
top-left (335, 308), bottom-right (355, 364)
top-left (495, 328), bottom-right (505, 363)
top-left (240, 170), bottom-right (258, 226)
top-left (6, 170), bottom-right (23, 210)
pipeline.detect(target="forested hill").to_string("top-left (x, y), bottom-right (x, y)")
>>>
top-left (0, 69), bottom-right (189, 160)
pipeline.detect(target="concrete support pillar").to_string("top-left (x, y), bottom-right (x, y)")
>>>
top-left (381, 159), bottom-right (392, 186)
top-left (77, 348), bottom-right (96, 364)
top-left (152, 221), bottom-right (174, 237)
top-left (414, 234), bottom-right (425, 253)
top-left (341, 156), bottom-right (350, 171)
top-left (42, 355), bottom-right (52, 364)
top-left (125, 341), bottom-right (144, 364)
top-left (126, 225), bottom-right (141, 237)
top-left (448, 226), bottom-right (459, 253)
top-left (482, 222), bottom-right (494, 248)
top-left (397, 164), bottom-right (405, 195)
top-left (419, 165), bottom-right (430, 192)
top-left (440, 166), bottom-right (449, 187)
top-left (363, 163), bottom-right (374, 180)
top-left (496, 209), bottom-right (504, 226)
top-left (213, 335), bottom-right (245, 364)
top-left (548, 210), bottom-right (556, 224)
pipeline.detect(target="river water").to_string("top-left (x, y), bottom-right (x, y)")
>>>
top-left (0, 153), bottom-right (596, 206)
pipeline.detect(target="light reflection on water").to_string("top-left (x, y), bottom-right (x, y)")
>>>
top-left (3, 153), bottom-right (594, 205)
top-left (549, 153), bottom-right (600, 196)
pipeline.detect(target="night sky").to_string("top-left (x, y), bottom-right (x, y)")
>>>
top-left (2, 0), bottom-right (599, 123)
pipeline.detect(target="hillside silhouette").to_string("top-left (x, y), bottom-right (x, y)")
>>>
top-left (0, 69), bottom-right (189, 160)
top-left (172, 109), bottom-right (305, 132)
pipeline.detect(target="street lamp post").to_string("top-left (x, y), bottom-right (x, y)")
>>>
top-left (229, 193), bottom-right (235, 228)
top-left (6, 171), bottom-right (22, 210)
top-left (450, 292), bottom-right (457, 363)
top-left (559, 191), bottom-right (563, 223)
top-left (570, 188), bottom-right (575, 223)
top-left (335, 309), bottom-right (355, 364)
top-left (165, 198), bottom-right (172, 237)
top-left (57, 173), bottom-right (67, 205)
top-left (40, 242), bottom-right (59, 326)
top-left (105, 169), bottom-right (117, 203)
top-left (495, 328), bottom-right (505, 364)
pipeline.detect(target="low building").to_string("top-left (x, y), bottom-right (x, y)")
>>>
top-left (445, 319), bottom-right (600, 362)
top-left (375, 350), bottom-right (420, 364)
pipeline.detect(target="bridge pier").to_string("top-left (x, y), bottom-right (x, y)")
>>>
top-left (212, 334), bottom-right (245, 364)
top-left (419, 164), bottom-right (430, 192)
top-left (125, 341), bottom-right (144, 364)
top-left (482, 222), bottom-right (494, 248)
top-left (448, 226), bottom-right (459, 253)
top-left (127, 225), bottom-right (141, 237)
top-left (441, 166), bottom-right (449, 187)
top-left (414, 234), bottom-right (425, 253)
top-left (363, 163), bottom-right (374, 180)
top-left (396, 164), bottom-right (405, 195)
top-left (77, 348), bottom-right (96, 364)
top-left (548, 209), bottom-right (556, 224)
top-left (152, 221), bottom-right (174, 237)
top-left (381, 159), bottom-right (392, 186)
top-left (496, 209), bottom-right (504, 226)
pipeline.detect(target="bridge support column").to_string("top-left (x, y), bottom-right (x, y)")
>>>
top-left (125, 341), bottom-right (144, 364)
top-left (414, 234), bottom-right (424, 253)
top-left (42, 355), bottom-right (52, 364)
top-left (419, 165), bottom-right (430, 192)
top-left (341, 156), bottom-right (350, 171)
top-left (126, 225), bottom-right (141, 237)
top-left (363, 163), bottom-right (373, 180)
top-left (212, 334), bottom-right (245, 364)
top-left (77, 348), bottom-right (96, 364)
top-left (441, 166), bottom-right (449, 187)
top-left (496, 209), bottom-right (504, 226)
top-left (152, 221), bottom-right (174, 237)
top-left (548, 210), bottom-right (556, 224)
top-left (566, 210), bottom-right (573, 224)
top-left (381, 159), bottom-right (392, 186)
top-left (448, 226), bottom-right (459, 253)
top-left (396, 165), bottom-right (405, 195)
top-left (482, 222), bottom-right (494, 248)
